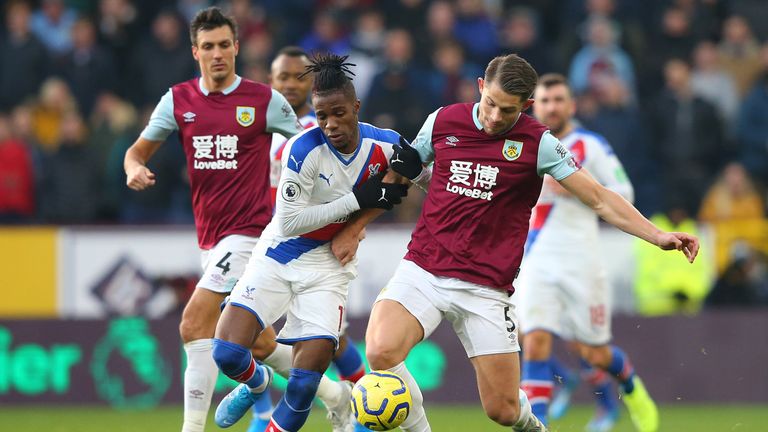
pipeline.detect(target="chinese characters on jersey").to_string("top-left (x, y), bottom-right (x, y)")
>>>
top-left (193, 135), bottom-right (240, 169)
top-left (446, 160), bottom-right (499, 201)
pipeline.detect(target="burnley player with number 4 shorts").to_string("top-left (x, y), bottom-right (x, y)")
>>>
top-left (124, 8), bottom-right (353, 432)
top-left (212, 53), bottom-right (408, 432)
top-left (518, 74), bottom-right (658, 432)
top-left (369, 54), bottom-right (699, 432)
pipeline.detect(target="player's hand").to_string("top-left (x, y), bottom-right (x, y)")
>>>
top-left (353, 172), bottom-right (408, 210)
top-left (126, 165), bottom-right (156, 191)
top-left (656, 231), bottom-right (700, 263)
top-left (390, 136), bottom-right (423, 180)
top-left (331, 226), bottom-right (364, 265)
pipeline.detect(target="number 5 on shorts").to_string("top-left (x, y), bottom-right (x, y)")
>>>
top-left (504, 306), bottom-right (516, 334)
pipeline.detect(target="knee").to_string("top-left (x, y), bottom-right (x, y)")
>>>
top-left (179, 312), bottom-right (214, 343)
top-left (580, 345), bottom-right (611, 369)
top-left (484, 399), bottom-right (520, 427)
top-left (522, 330), bottom-right (552, 361)
top-left (212, 339), bottom-right (249, 375)
top-left (365, 339), bottom-right (405, 370)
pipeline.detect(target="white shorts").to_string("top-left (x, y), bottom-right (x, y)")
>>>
top-left (516, 254), bottom-right (611, 345)
top-left (228, 255), bottom-right (352, 347)
top-left (377, 259), bottom-right (520, 358)
top-left (198, 235), bottom-right (259, 293)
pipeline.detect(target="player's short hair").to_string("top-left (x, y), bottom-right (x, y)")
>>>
top-left (484, 54), bottom-right (538, 100)
top-left (189, 6), bottom-right (238, 46)
top-left (275, 46), bottom-right (309, 60)
top-left (537, 73), bottom-right (573, 97)
top-left (302, 53), bottom-right (356, 100)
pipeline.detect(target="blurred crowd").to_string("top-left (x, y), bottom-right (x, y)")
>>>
top-left (0, 0), bottom-right (767, 308)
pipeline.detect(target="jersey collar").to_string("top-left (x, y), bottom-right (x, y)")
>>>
top-left (198, 75), bottom-right (242, 96)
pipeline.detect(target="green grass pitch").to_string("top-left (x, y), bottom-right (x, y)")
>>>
top-left (1, 404), bottom-right (766, 431)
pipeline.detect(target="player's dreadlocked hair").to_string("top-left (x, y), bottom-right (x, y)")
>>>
top-left (301, 53), bottom-right (357, 99)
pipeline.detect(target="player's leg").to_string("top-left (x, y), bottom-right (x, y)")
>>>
top-left (521, 329), bottom-right (555, 425)
top-left (577, 343), bottom-right (658, 432)
top-left (333, 333), bottom-right (366, 383)
top-left (213, 258), bottom-right (291, 428)
top-left (366, 260), bottom-right (446, 432)
top-left (577, 357), bottom-right (619, 432)
top-left (547, 354), bottom-right (580, 421)
top-left (248, 327), bottom-right (279, 432)
top-left (182, 236), bottom-right (257, 432)
top-left (180, 287), bottom-right (227, 432)
top-left (267, 338), bottom-right (336, 432)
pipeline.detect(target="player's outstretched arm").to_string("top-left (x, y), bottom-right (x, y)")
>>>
top-left (124, 137), bottom-right (162, 191)
top-left (558, 169), bottom-right (700, 263)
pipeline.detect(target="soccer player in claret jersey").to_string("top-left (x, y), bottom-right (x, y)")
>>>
top-left (517, 74), bottom-right (655, 432)
top-left (212, 53), bottom-right (408, 432)
top-left (242, 46), bottom-right (368, 432)
top-left (373, 54), bottom-right (699, 432)
top-left (124, 8), bottom-right (353, 432)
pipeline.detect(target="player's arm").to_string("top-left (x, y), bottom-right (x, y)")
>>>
top-left (389, 109), bottom-right (440, 190)
top-left (124, 89), bottom-right (177, 191)
top-left (265, 88), bottom-right (303, 138)
top-left (590, 139), bottom-right (634, 203)
top-left (559, 170), bottom-right (698, 262)
top-left (275, 150), bottom-right (406, 238)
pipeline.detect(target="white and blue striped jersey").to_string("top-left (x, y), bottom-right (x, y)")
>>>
top-left (253, 122), bottom-right (400, 274)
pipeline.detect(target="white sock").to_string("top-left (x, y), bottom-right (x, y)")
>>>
top-left (263, 342), bottom-right (343, 408)
top-left (263, 342), bottom-right (293, 378)
top-left (512, 388), bottom-right (538, 431)
top-left (182, 339), bottom-right (218, 432)
top-left (389, 362), bottom-right (431, 432)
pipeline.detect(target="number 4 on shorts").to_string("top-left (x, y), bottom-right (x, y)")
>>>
top-left (216, 252), bottom-right (232, 275)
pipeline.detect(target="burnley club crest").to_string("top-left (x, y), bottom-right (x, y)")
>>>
top-left (236, 106), bottom-right (255, 127)
top-left (502, 139), bottom-right (523, 161)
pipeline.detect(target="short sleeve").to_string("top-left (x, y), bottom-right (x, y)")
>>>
top-left (411, 108), bottom-right (441, 164)
top-left (266, 89), bottom-right (303, 138)
top-left (536, 132), bottom-right (579, 180)
top-left (139, 89), bottom-right (177, 142)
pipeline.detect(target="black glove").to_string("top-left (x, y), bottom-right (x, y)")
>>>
top-left (353, 172), bottom-right (408, 210)
top-left (390, 136), bottom-right (424, 180)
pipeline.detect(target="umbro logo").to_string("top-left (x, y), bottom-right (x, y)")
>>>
top-left (445, 136), bottom-right (459, 146)
top-left (183, 112), bottom-right (196, 123)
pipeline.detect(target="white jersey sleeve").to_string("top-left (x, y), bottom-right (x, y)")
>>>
top-left (587, 139), bottom-right (635, 203)
top-left (139, 89), bottom-right (177, 142)
top-left (266, 88), bottom-right (303, 138)
top-left (536, 131), bottom-right (579, 180)
top-left (274, 141), bottom-right (360, 238)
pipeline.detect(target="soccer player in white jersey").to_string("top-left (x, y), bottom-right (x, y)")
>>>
top-left (211, 53), bottom-right (408, 432)
top-left (517, 73), bottom-right (658, 432)
top-left (372, 54), bottom-right (698, 432)
top-left (242, 46), bottom-right (369, 432)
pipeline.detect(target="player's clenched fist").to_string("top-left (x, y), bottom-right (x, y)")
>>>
top-left (126, 165), bottom-right (157, 191)
top-left (353, 172), bottom-right (408, 210)
top-left (389, 137), bottom-right (423, 180)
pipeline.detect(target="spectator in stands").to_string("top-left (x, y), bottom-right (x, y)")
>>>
top-left (648, 6), bottom-right (698, 77)
top-left (428, 39), bottom-right (481, 107)
top-left (699, 162), bottom-right (765, 223)
top-left (58, 17), bottom-right (118, 116)
top-left (30, 0), bottom-right (77, 57)
top-left (363, 28), bottom-right (429, 140)
top-left (130, 9), bottom-right (196, 107)
top-left (499, 7), bottom-right (553, 74)
top-left (96, 0), bottom-right (140, 90)
top-left (718, 15), bottom-right (763, 97)
top-left (31, 77), bottom-right (79, 152)
top-left (691, 40), bottom-right (739, 136)
top-left (706, 242), bottom-right (768, 307)
top-left (737, 44), bottom-right (768, 188)
top-left (452, 0), bottom-right (499, 65)
top-left (634, 204), bottom-right (711, 315)
top-left (299, 9), bottom-right (351, 55)
top-left (348, 8), bottom-right (387, 100)
top-left (0, 114), bottom-right (35, 222)
top-left (411, 0), bottom-right (454, 66)
top-left (647, 58), bottom-right (724, 216)
top-left (39, 111), bottom-right (103, 223)
top-left (569, 15), bottom-right (636, 98)
top-left (0, 0), bottom-right (49, 112)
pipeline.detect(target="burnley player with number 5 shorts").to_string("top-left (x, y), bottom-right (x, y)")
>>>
top-left (369, 54), bottom-right (699, 432)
